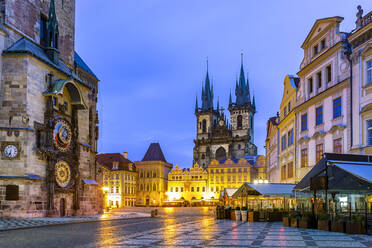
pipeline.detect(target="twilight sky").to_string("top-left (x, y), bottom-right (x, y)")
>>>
top-left (74, 0), bottom-right (371, 167)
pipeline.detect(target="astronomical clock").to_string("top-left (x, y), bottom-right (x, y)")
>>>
top-left (53, 119), bottom-right (72, 152)
top-left (55, 160), bottom-right (72, 188)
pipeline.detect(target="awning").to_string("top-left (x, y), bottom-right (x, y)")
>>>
top-left (83, 179), bottom-right (98, 185)
top-left (0, 174), bottom-right (41, 180)
top-left (294, 153), bottom-right (372, 192)
top-left (232, 183), bottom-right (295, 198)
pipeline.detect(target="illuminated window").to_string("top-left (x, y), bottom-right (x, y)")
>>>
top-left (316, 143), bottom-right (323, 163)
top-left (202, 187), bottom-right (205, 192)
top-left (175, 187), bottom-right (178, 192)
top-left (232, 168), bottom-right (236, 173)
top-left (238, 168), bottom-right (241, 173)
top-left (191, 187), bottom-right (194, 192)
top-left (281, 165), bottom-right (286, 180)
top-left (227, 176), bottom-right (231, 181)
top-left (197, 187), bottom-right (200, 192)
top-left (216, 186), bottom-right (219, 192)
top-left (287, 163), bottom-right (293, 178)
top-left (170, 187), bottom-right (173, 192)
top-left (301, 149), bottom-right (308, 168)
top-left (181, 187), bottom-right (184, 192)
top-left (211, 187), bottom-right (214, 192)
top-left (333, 138), bottom-right (342, 154)
top-left (243, 168), bottom-right (247, 172)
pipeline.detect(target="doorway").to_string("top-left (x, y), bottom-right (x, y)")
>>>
top-left (60, 198), bottom-right (66, 217)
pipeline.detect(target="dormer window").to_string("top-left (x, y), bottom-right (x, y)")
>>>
top-left (112, 161), bottom-right (119, 170)
top-left (320, 39), bottom-right (326, 50)
top-left (313, 45), bottom-right (319, 56)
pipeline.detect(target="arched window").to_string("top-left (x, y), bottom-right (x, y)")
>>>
top-left (153, 184), bottom-right (156, 191)
top-left (146, 184), bottom-right (150, 191)
top-left (202, 120), bottom-right (207, 133)
top-left (140, 184), bottom-right (143, 191)
top-left (215, 147), bottom-right (227, 161)
top-left (237, 115), bottom-right (243, 129)
top-left (201, 154), bottom-right (205, 159)
top-left (147, 172), bottom-right (150, 178)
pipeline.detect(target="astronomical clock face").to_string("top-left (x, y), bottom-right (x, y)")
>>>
top-left (219, 120), bottom-right (224, 126)
top-left (3, 144), bottom-right (18, 159)
top-left (55, 161), bottom-right (71, 188)
top-left (53, 119), bottom-right (72, 151)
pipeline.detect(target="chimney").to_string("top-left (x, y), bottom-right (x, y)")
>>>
top-left (123, 152), bottom-right (128, 159)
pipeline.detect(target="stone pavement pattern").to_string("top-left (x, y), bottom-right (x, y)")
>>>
top-left (0, 212), bottom-right (149, 231)
top-left (93, 219), bottom-right (372, 248)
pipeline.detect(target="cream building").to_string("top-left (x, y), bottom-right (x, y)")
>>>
top-left (135, 143), bottom-right (173, 206)
top-left (278, 75), bottom-right (299, 183)
top-left (349, 7), bottom-right (372, 155)
top-left (295, 16), bottom-right (350, 181)
top-left (97, 153), bottom-right (137, 208)
top-left (265, 115), bottom-right (280, 183)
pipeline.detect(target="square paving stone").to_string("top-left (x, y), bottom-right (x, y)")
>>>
top-left (208, 239), bottom-right (254, 246)
top-left (261, 240), bottom-right (307, 246)
top-left (315, 241), bottom-right (367, 247)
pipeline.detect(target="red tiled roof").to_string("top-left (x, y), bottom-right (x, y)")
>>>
top-left (96, 153), bottom-right (135, 171)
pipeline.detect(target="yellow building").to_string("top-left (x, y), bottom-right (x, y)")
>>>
top-left (164, 156), bottom-right (266, 205)
top-left (166, 164), bottom-right (209, 205)
top-left (135, 143), bottom-right (173, 206)
top-left (278, 75), bottom-right (299, 183)
top-left (207, 156), bottom-right (266, 199)
top-left (97, 153), bottom-right (137, 208)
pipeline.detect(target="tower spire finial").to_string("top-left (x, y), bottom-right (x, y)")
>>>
top-left (206, 56), bottom-right (209, 72)
top-left (241, 50), bottom-right (243, 65)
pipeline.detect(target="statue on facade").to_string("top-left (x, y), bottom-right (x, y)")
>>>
top-left (356, 5), bottom-right (363, 29)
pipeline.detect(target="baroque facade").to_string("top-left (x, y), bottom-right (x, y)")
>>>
top-left (266, 6), bottom-right (372, 184)
top-left (0, 0), bottom-right (101, 217)
top-left (165, 156), bottom-right (266, 205)
top-left (193, 57), bottom-right (257, 169)
top-left (97, 153), bottom-right (137, 208)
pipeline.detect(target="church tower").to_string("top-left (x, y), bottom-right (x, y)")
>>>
top-left (193, 63), bottom-right (219, 168)
top-left (228, 54), bottom-right (257, 157)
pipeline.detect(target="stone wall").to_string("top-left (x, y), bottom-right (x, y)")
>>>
top-left (3, 0), bottom-right (75, 65)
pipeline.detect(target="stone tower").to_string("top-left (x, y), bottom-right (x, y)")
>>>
top-left (193, 56), bottom-right (257, 169)
top-left (0, 0), bottom-right (101, 217)
top-left (228, 55), bottom-right (257, 158)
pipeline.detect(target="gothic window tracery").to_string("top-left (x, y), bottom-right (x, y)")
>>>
top-left (237, 115), bottom-right (243, 129)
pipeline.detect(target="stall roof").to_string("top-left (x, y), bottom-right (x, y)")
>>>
top-left (247, 183), bottom-right (296, 196)
top-left (232, 183), bottom-right (295, 198)
top-left (294, 153), bottom-right (372, 192)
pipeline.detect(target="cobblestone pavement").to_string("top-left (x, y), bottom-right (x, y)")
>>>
top-left (0, 211), bottom-right (149, 231)
top-left (92, 219), bottom-right (372, 248)
top-left (1, 207), bottom-right (372, 248)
